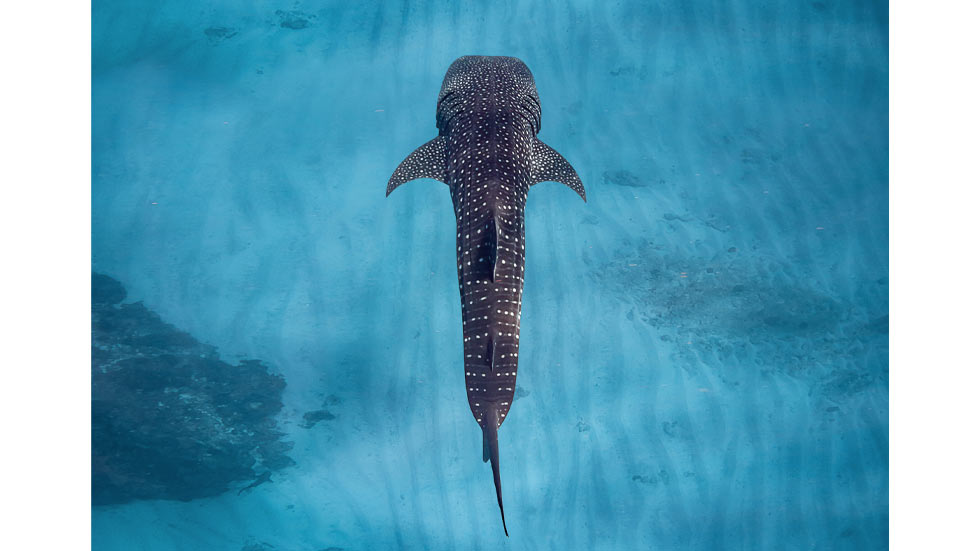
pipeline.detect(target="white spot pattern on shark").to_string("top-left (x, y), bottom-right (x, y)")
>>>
top-left (386, 55), bottom-right (585, 538)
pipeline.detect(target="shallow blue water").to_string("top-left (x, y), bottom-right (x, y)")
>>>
top-left (92, 1), bottom-right (888, 549)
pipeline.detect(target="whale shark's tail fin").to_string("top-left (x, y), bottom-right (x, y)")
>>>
top-left (483, 412), bottom-right (509, 537)
top-left (530, 138), bottom-right (586, 202)
top-left (386, 136), bottom-right (449, 196)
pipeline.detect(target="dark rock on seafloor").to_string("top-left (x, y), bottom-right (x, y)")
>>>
top-left (276, 10), bottom-right (314, 29)
top-left (300, 395), bottom-right (339, 429)
top-left (237, 471), bottom-right (273, 496)
top-left (91, 273), bottom-right (293, 506)
top-left (204, 26), bottom-right (238, 44)
top-left (602, 169), bottom-right (646, 188)
top-left (300, 408), bottom-right (336, 429)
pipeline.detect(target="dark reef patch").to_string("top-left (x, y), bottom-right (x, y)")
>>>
top-left (609, 65), bottom-right (636, 77)
top-left (632, 470), bottom-right (670, 486)
top-left (91, 273), bottom-right (293, 506)
top-left (276, 10), bottom-right (314, 29)
top-left (240, 541), bottom-right (343, 551)
top-left (204, 26), bottom-right (238, 44)
top-left (593, 242), bottom-right (888, 402)
top-left (241, 541), bottom-right (275, 551)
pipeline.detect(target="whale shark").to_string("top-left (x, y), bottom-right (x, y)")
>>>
top-left (386, 55), bottom-right (585, 537)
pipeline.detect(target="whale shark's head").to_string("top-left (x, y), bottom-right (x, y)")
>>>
top-left (436, 55), bottom-right (542, 134)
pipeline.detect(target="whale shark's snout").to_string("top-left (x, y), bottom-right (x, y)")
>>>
top-left (437, 55), bottom-right (542, 134)
top-left (442, 55), bottom-right (534, 83)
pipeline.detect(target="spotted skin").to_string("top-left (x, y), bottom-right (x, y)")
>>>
top-left (387, 56), bottom-right (585, 537)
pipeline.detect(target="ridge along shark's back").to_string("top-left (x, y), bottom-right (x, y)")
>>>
top-left (385, 55), bottom-right (586, 537)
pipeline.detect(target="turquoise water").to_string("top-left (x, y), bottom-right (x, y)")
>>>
top-left (92, 1), bottom-right (888, 549)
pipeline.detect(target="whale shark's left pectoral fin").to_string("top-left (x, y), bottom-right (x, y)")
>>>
top-left (386, 136), bottom-right (449, 196)
top-left (531, 138), bottom-right (586, 202)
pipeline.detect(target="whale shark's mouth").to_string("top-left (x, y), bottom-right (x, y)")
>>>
top-left (451, 54), bottom-right (529, 69)
top-left (439, 55), bottom-right (538, 98)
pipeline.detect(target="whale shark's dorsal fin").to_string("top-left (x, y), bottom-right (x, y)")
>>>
top-left (488, 215), bottom-right (499, 282)
top-left (386, 136), bottom-right (449, 196)
top-left (488, 333), bottom-right (496, 369)
top-left (531, 138), bottom-right (586, 202)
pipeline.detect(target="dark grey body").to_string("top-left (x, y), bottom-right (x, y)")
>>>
top-left (386, 56), bottom-right (585, 537)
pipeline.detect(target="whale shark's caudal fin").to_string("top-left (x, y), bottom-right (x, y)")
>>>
top-left (483, 413), bottom-right (509, 537)
top-left (531, 138), bottom-right (586, 202)
top-left (386, 136), bottom-right (449, 196)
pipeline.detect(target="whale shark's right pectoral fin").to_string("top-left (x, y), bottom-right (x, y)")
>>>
top-left (386, 136), bottom-right (449, 196)
top-left (531, 138), bottom-right (586, 202)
